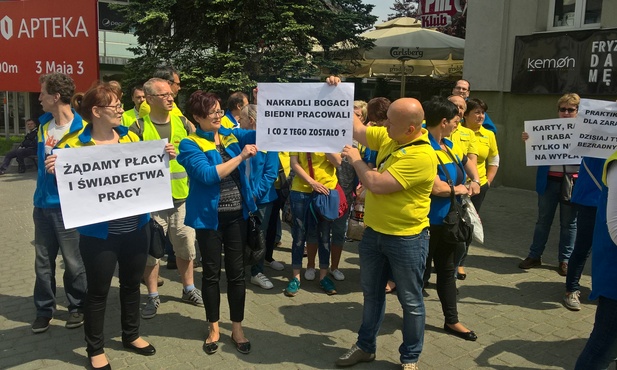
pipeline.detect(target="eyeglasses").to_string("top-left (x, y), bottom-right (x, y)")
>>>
top-left (149, 92), bottom-right (174, 99)
top-left (208, 109), bottom-right (225, 117)
top-left (559, 107), bottom-right (577, 113)
top-left (98, 103), bottom-right (123, 112)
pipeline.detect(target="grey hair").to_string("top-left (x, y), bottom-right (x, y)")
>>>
top-left (241, 104), bottom-right (257, 123)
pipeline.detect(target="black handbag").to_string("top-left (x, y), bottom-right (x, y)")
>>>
top-left (147, 218), bottom-right (167, 258)
top-left (437, 151), bottom-right (473, 244)
top-left (244, 213), bottom-right (266, 265)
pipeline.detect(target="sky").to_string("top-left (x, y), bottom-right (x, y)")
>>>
top-left (363, 1), bottom-right (392, 24)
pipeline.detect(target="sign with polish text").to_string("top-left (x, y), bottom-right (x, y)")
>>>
top-left (524, 118), bottom-right (580, 166)
top-left (256, 82), bottom-right (354, 153)
top-left (54, 140), bottom-right (173, 229)
top-left (568, 98), bottom-right (617, 159)
top-left (0, 0), bottom-right (99, 92)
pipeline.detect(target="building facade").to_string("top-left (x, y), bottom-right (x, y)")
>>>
top-left (464, 0), bottom-right (617, 189)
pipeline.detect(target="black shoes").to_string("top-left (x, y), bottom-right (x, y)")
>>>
top-left (32, 316), bottom-right (52, 333)
top-left (444, 324), bottom-right (478, 341)
top-left (203, 341), bottom-right (218, 355)
top-left (231, 335), bottom-right (251, 354)
top-left (122, 341), bottom-right (156, 356)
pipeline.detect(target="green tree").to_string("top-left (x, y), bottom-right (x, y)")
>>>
top-left (116, 0), bottom-right (376, 101)
top-left (388, 0), bottom-right (419, 20)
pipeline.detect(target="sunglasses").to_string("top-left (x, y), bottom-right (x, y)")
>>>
top-left (559, 107), bottom-right (577, 113)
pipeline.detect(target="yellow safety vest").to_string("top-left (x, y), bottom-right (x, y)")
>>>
top-left (141, 115), bottom-right (189, 200)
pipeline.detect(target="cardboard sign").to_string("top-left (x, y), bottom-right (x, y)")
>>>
top-left (524, 118), bottom-right (580, 166)
top-left (54, 140), bottom-right (173, 229)
top-left (569, 98), bottom-right (617, 159)
top-left (256, 82), bottom-right (354, 153)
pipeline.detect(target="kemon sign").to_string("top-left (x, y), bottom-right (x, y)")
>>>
top-left (0, 0), bottom-right (98, 92)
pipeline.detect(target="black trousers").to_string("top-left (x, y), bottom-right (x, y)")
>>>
top-left (79, 227), bottom-right (148, 357)
top-left (428, 224), bottom-right (462, 325)
top-left (265, 189), bottom-right (284, 262)
top-left (196, 210), bottom-right (246, 323)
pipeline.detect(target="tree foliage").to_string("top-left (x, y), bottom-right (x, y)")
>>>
top-left (388, 0), bottom-right (419, 20)
top-left (116, 0), bottom-right (376, 101)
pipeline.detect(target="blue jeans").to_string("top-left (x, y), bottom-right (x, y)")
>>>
top-left (575, 296), bottom-right (617, 370)
top-left (566, 204), bottom-right (596, 292)
top-left (251, 202), bottom-right (273, 277)
top-left (356, 227), bottom-right (429, 364)
top-left (290, 191), bottom-right (331, 270)
top-left (527, 178), bottom-right (577, 262)
top-left (33, 207), bottom-right (87, 317)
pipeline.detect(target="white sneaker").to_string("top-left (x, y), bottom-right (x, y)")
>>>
top-left (329, 269), bottom-right (345, 281)
top-left (251, 273), bottom-right (274, 289)
top-left (304, 267), bottom-right (316, 281)
top-left (266, 260), bottom-right (285, 271)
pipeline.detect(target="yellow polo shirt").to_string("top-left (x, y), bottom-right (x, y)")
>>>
top-left (290, 152), bottom-right (338, 193)
top-left (364, 127), bottom-right (436, 236)
top-left (449, 124), bottom-right (478, 156)
top-left (469, 125), bottom-right (498, 185)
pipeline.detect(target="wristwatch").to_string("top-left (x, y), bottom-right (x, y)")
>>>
top-left (471, 179), bottom-right (481, 186)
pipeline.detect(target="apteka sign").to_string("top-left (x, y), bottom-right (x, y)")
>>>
top-left (0, 0), bottom-right (99, 92)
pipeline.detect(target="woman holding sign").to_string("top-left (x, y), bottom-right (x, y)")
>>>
top-left (47, 82), bottom-right (174, 369)
top-left (177, 91), bottom-right (257, 355)
top-left (519, 94), bottom-right (580, 276)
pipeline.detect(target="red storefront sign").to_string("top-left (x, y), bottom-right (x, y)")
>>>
top-left (0, 0), bottom-right (99, 92)
top-left (419, 0), bottom-right (464, 28)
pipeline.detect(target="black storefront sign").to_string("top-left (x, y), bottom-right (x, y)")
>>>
top-left (98, 2), bottom-right (127, 31)
top-left (512, 29), bottom-right (617, 95)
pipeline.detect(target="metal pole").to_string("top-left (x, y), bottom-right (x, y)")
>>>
top-left (3, 91), bottom-right (9, 140)
top-left (400, 60), bottom-right (406, 98)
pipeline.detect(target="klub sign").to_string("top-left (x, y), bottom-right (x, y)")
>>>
top-left (0, 0), bottom-right (98, 92)
top-left (419, 0), bottom-right (464, 28)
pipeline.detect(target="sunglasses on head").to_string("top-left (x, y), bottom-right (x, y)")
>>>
top-left (559, 107), bottom-right (577, 113)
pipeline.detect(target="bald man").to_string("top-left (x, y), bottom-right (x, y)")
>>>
top-left (338, 94), bottom-right (436, 369)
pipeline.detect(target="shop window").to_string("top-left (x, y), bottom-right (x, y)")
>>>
top-left (548, 0), bottom-right (601, 30)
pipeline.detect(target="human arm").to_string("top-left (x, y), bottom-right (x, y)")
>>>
top-left (606, 162), bottom-right (617, 244)
top-left (486, 164), bottom-right (498, 186)
top-left (252, 151), bottom-right (279, 201)
top-left (290, 154), bottom-right (330, 195)
top-left (341, 145), bottom-right (403, 195)
top-left (165, 142), bottom-right (177, 160)
top-left (325, 152), bottom-right (342, 167)
top-left (45, 154), bottom-right (57, 175)
top-left (432, 175), bottom-right (469, 197)
top-left (464, 153), bottom-right (481, 195)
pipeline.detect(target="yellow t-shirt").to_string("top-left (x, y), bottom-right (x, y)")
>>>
top-left (290, 152), bottom-right (338, 193)
top-left (138, 101), bottom-right (184, 118)
top-left (449, 124), bottom-right (478, 156)
top-left (364, 127), bottom-right (437, 236)
top-left (468, 125), bottom-right (498, 185)
top-left (274, 152), bottom-right (291, 189)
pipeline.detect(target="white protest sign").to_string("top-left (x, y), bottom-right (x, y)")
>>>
top-left (568, 98), bottom-right (617, 159)
top-left (256, 82), bottom-right (354, 152)
top-left (54, 139), bottom-right (174, 229)
top-left (524, 118), bottom-right (580, 166)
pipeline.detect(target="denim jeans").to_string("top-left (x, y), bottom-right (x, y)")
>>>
top-left (33, 207), bottom-right (87, 318)
top-left (527, 178), bottom-right (577, 262)
top-left (566, 204), bottom-right (597, 292)
top-left (290, 191), bottom-right (332, 270)
top-left (251, 202), bottom-right (273, 277)
top-left (575, 296), bottom-right (617, 370)
top-left (356, 227), bottom-right (429, 364)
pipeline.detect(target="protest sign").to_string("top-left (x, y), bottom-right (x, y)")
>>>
top-left (524, 118), bottom-right (580, 166)
top-left (569, 98), bottom-right (617, 159)
top-left (54, 139), bottom-right (173, 229)
top-left (256, 82), bottom-right (354, 152)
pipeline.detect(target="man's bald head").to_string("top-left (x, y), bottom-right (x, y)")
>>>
top-left (386, 98), bottom-right (425, 143)
top-left (448, 95), bottom-right (467, 117)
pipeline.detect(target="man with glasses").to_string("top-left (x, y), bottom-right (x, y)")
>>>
top-left (31, 72), bottom-right (88, 333)
top-left (138, 67), bottom-right (185, 119)
top-left (221, 92), bottom-right (249, 129)
top-left (451, 79), bottom-right (497, 134)
top-left (130, 78), bottom-right (203, 319)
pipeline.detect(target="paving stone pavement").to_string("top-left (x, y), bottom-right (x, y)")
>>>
top-left (0, 169), bottom-right (601, 369)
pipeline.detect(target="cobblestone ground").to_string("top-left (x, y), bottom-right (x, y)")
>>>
top-left (0, 168), bottom-right (599, 369)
